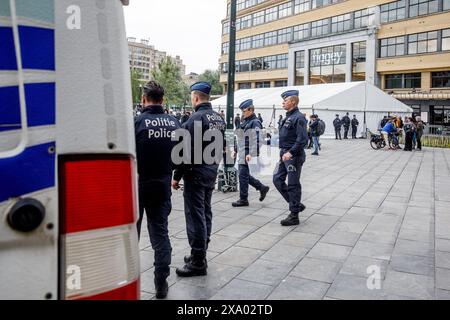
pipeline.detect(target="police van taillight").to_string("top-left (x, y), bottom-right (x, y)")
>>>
top-left (59, 155), bottom-right (140, 300)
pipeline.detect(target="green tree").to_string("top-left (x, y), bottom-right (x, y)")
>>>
top-left (130, 68), bottom-right (144, 106)
top-left (198, 69), bottom-right (222, 95)
top-left (151, 57), bottom-right (188, 108)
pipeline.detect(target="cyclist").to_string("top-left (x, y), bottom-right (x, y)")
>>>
top-left (381, 118), bottom-right (398, 150)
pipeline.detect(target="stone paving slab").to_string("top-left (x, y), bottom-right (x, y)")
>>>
top-left (138, 139), bottom-right (450, 300)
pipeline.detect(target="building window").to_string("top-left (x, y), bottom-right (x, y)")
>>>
top-left (276, 54), bottom-right (288, 69)
top-left (252, 34), bottom-right (265, 49)
top-left (222, 42), bottom-right (229, 55)
top-left (443, 29), bottom-right (450, 51)
top-left (253, 11), bottom-right (265, 26)
top-left (293, 23), bottom-right (309, 41)
top-left (221, 63), bottom-right (228, 74)
top-left (277, 27), bottom-right (292, 44)
top-left (222, 21), bottom-right (229, 35)
top-left (432, 71), bottom-right (450, 88)
top-left (380, 0), bottom-right (406, 23)
top-left (275, 80), bottom-right (288, 87)
top-left (264, 31), bottom-right (278, 46)
top-left (294, 0), bottom-right (310, 14)
top-left (251, 57), bottom-right (264, 71)
top-left (408, 31), bottom-right (438, 54)
top-left (352, 41), bottom-right (366, 81)
top-left (432, 106), bottom-right (450, 125)
top-left (236, 60), bottom-right (251, 73)
top-left (278, 2), bottom-right (292, 19)
top-left (354, 8), bottom-right (371, 28)
top-left (238, 82), bottom-right (252, 90)
top-left (385, 73), bottom-right (421, 89)
top-left (445, 0), bottom-right (450, 10)
top-left (264, 55), bottom-right (277, 70)
top-left (310, 44), bottom-right (347, 84)
top-left (331, 13), bottom-right (351, 33)
top-left (409, 0), bottom-right (439, 17)
top-left (238, 37), bottom-right (252, 51)
top-left (311, 18), bottom-right (329, 37)
top-left (295, 51), bottom-right (305, 85)
top-left (256, 81), bottom-right (271, 88)
top-left (380, 36), bottom-right (405, 57)
top-left (265, 6), bottom-right (278, 23)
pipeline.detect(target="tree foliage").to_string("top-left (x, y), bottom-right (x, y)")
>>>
top-left (131, 68), bottom-right (144, 106)
top-left (152, 57), bottom-right (189, 107)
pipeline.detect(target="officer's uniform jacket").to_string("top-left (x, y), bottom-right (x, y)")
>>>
top-left (236, 113), bottom-right (262, 159)
top-left (279, 107), bottom-right (308, 162)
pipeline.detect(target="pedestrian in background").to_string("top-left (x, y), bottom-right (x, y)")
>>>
top-left (309, 114), bottom-right (320, 156)
top-left (416, 116), bottom-right (425, 151)
top-left (234, 113), bottom-right (241, 129)
top-left (342, 112), bottom-right (351, 139)
top-left (258, 113), bottom-right (264, 125)
top-left (351, 115), bottom-right (359, 139)
top-left (333, 115), bottom-right (342, 140)
top-left (403, 117), bottom-right (415, 151)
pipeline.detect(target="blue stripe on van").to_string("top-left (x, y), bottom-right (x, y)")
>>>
top-left (0, 83), bottom-right (55, 131)
top-left (19, 26), bottom-right (55, 71)
top-left (0, 27), bottom-right (18, 70)
top-left (0, 142), bottom-right (55, 203)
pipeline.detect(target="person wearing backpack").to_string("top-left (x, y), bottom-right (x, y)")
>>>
top-left (403, 117), bottom-right (415, 151)
top-left (351, 115), bottom-right (359, 139)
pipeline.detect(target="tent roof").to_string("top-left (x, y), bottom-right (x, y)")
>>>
top-left (211, 82), bottom-right (413, 113)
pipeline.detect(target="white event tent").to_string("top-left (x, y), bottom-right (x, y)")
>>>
top-left (211, 82), bottom-right (413, 137)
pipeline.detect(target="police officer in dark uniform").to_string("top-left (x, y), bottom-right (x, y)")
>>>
top-left (342, 112), bottom-right (351, 139)
top-left (232, 99), bottom-right (270, 207)
top-left (135, 81), bottom-right (181, 299)
top-left (351, 115), bottom-right (359, 139)
top-left (273, 90), bottom-right (308, 226)
top-left (172, 82), bottom-right (226, 277)
top-left (334, 115), bottom-right (342, 140)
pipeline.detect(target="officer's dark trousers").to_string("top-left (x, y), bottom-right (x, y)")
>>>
top-left (352, 126), bottom-right (358, 139)
top-left (335, 129), bottom-right (342, 140)
top-left (239, 164), bottom-right (263, 201)
top-left (183, 180), bottom-right (213, 263)
top-left (137, 197), bottom-right (172, 281)
top-left (344, 126), bottom-right (350, 139)
top-left (273, 156), bottom-right (303, 213)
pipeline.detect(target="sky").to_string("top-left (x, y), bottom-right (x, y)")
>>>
top-left (124, 0), bottom-right (227, 75)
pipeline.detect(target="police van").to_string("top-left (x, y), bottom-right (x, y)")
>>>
top-left (0, 0), bottom-right (140, 300)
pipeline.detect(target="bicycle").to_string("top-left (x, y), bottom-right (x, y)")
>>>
top-left (369, 130), bottom-right (403, 150)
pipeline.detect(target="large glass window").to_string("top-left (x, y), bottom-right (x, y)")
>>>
top-left (256, 81), bottom-right (271, 88)
top-left (354, 8), bottom-right (371, 28)
top-left (445, 0), bottom-right (450, 10)
top-left (408, 31), bottom-right (438, 54)
top-left (385, 73), bottom-right (421, 89)
top-left (222, 42), bottom-right (229, 55)
top-left (309, 44), bottom-right (346, 84)
top-left (236, 60), bottom-right (250, 72)
top-left (294, 0), bottom-right (310, 14)
top-left (264, 55), bottom-right (277, 70)
top-left (238, 37), bottom-right (252, 51)
top-left (311, 18), bottom-right (329, 37)
top-left (331, 13), bottom-right (351, 33)
top-left (275, 80), bottom-right (288, 87)
top-left (278, 2), bottom-right (292, 19)
top-left (295, 51), bottom-right (305, 85)
top-left (380, 0), bottom-right (406, 23)
top-left (253, 11), bottom-right (265, 26)
top-left (432, 71), bottom-right (450, 87)
top-left (380, 36), bottom-right (405, 57)
top-left (265, 6), bottom-right (278, 23)
top-left (432, 106), bottom-right (450, 126)
top-left (222, 21), bottom-right (229, 35)
top-left (238, 82), bottom-right (252, 90)
top-left (264, 31), bottom-right (278, 46)
top-left (251, 57), bottom-right (264, 71)
top-left (352, 41), bottom-right (366, 81)
top-left (276, 54), bottom-right (288, 69)
top-left (252, 34), bottom-right (264, 49)
top-left (221, 63), bottom-right (228, 74)
top-left (409, 0), bottom-right (439, 17)
top-left (293, 23), bottom-right (309, 41)
top-left (277, 27), bottom-right (292, 44)
top-left (443, 29), bottom-right (450, 51)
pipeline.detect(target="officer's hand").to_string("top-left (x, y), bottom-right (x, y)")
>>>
top-left (245, 155), bottom-right (252, 162)
top-left (282, 152), bottom-right (293, 162)
top-left (172, 180), bottom-right (180, 190)
top-left (231, 151), bottom-right (237, 160)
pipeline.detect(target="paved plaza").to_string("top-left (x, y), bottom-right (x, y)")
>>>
top-left (139, 139), bottom-right (450, 300)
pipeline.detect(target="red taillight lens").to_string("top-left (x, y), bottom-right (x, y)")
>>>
top-left (78, 280), bottom-right (140, 301)
top-left (60, 156), bottom-right (136, 234)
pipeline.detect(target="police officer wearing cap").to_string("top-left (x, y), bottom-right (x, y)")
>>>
top-left (274, 90), bottom-right (308, 226)
top-left (172, 82), bottom-right (226, 277)
top-left (232, 99), bottom-right (270, 207)
top-left (135, 81), bottom-right (181, 299)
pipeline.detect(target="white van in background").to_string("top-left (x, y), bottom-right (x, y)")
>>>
top-left (0, 0), bottom-right (140, 300)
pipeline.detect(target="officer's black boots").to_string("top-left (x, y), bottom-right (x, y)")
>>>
top-left (259, 186), bottom-right (270, 202)
top-left (299, 203), bottom-right (306, 212)
top-left (177, 250), bottom-right (208, 277)
top-left (154, 278), bottom-right (169, 299)
top-left (281, 212), bottom-right (300, 226)
top-left (184, 254), bottom-right (208, 268)
top-left (232, 199), bottom-right (249, 207)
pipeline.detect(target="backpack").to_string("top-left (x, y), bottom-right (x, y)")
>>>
top-left (317, 119), bottom-right (326, 136)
